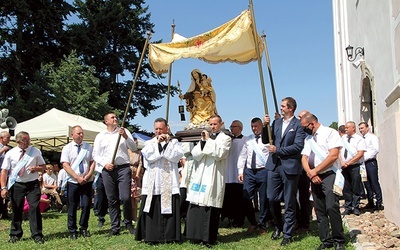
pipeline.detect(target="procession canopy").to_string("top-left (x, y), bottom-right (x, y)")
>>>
top-left (149, 10), bottom-right (265, 74)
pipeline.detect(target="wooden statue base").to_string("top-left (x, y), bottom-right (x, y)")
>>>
top-left (175, 129), bottom-right (203, 142)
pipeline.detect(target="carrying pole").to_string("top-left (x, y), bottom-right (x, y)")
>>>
top-left (165, 21), bottom-right (176, 122)
top-left (248, 0), bottom-right (273, 145)
top-left (262, 33), bottom-right (279, 115)
top-left (112, 32), bottom-right (152, 164)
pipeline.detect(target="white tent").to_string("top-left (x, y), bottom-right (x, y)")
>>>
top-left (4, 108), bottom-right (106, 151)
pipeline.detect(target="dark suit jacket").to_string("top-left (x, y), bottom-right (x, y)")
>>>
top-left (262, 117), bottom-right (306, 175)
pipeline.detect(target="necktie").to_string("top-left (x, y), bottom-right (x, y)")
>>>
top-left (251, 135), bottom-right (260, 169)
top-left (77, 144), bottom-right (84, 174)
top-left (308, 135), bottom-right (317, 169)
top-left (344, 136), bottom-right (351, 159)
top-left (18, 149), bottom-right (26, 177)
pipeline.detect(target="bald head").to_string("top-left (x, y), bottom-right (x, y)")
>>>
top-left (297, 110), bottom-right (308, 120)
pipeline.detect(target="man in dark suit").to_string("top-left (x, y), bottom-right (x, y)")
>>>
top-left (262, 97), bottom-right (306, 246)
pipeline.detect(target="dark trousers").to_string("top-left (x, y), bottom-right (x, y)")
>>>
top-left (221, 183), bottom-right (245, 226)
top-left (94, 175), bottom-right (108, 222)
top-left (312, 171), bottom-right (345, 245)
top-left (267, 167), bottom-right (300, 239)
top-left (10, 180), bottom-right (43, 238)
top-left (364, 159), bottom-right (383, 206)
top-left (102, 164), bottom-right (132, 232)
top-left (67, 181), bottom-right (93, 233)
top-left (342, 164), bottom-right (361, 210)
top-left (180, 187), bottom-right (189, 220)
top-left (296, 171), bottom-right (311, 227)
top-left (243, 168), bottom-right (269, 228)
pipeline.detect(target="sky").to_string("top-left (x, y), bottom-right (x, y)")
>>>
top-left (135, 0), bottom-right (337, 136)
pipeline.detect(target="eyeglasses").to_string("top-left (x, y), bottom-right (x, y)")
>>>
top-left (19, 139), bottom-right (30, 143)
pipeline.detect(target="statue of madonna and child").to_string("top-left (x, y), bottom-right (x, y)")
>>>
top-left (176, 69), bottom-right (220, 141)
top-left (179, 69), bottom-right (218, 129)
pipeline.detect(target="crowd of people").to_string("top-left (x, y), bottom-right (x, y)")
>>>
top-left (0, 100), bottom-right (384, 249)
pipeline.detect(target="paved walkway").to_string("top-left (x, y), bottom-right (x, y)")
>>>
top-left (341, 200), bottom-right (400, 250)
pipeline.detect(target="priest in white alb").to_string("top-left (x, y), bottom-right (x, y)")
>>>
top-left (135, 118), bottom-right (184, 243)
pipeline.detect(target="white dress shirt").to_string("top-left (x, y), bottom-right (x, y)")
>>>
top-left (340, 133), bottom-right (367, 164)
top-left (301, 125), bottom-right (343, 173)
top-left (1, 146), bottom-right (45, 183)
top-left (237, 134), bottom-right (269, 174)
top-left (60, 141), bottom-right (94, 183)
top-left (93, 127), bottom-right (136, 171)
top-left (363, 132), bottom-right (379, 161)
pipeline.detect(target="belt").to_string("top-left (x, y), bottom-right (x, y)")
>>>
top-left (115, 163), bottom-right (130, 169)
top-left (364, 158), bottom-right (376, 164)
top-left (248, 167), bottom-right (265, 172)
top-left (319, 170), bottom-right (335, 178)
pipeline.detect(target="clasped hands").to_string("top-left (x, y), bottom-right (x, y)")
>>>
top-left (157, 133), bottom-right (170, 143)
top-left (307, 169), bottom-right (322, 184)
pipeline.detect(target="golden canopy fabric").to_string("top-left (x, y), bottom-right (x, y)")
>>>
top-left (149, 10), bottom-right (265, 74)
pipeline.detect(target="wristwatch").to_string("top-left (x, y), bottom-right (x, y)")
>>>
top-left (1, 187), bottom-right (7, 190)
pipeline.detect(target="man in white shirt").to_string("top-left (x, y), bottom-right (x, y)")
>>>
top-left (0, 131), bottom-right (46, 244)
top-left (60, 125), bottom-right (95, 239)
top-left (93, 113), bottom-right (137, 236)
top-left (238, 117), bottom-right (270, 235)
top-left (358, 122), bottom-right (383, 210)
top-left (300, 112), bottom-right (345, 250)
top-left (135, 117), bottom-right (184, 243)
top-left (340, 121), bottom-right (367, 216)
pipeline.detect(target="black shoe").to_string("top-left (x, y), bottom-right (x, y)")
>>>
top-left (126, 224), bottom-right (136, 234)
top-left (80, 229), bottom-right (91, 237)
top-left (271, 229), bottom-right (281, 240)
top-left (70, 233), bottom-right (78, 240)
top-left (8, 236), bottom-right (20, 243)
top-left (107, 230), bottom-right (120, 237)
top-left (374, 205), bottom-right (384, 211)
top-left (353, 208), bottom-right (361, 216)
top-left (334, 243), bottom-right (345, 250)
top-left (97, 220), bottom-right (104, 228)
top-left (33, 236), bottom-right (44, 244)
top-left (341, 210), bottom-right (352, 216)
top-left (316, 243), bottom-right (334, 250)
top-left (363, 203), bottom-right (375, 209)
top-left (280, 237), bottom-right (292, 246)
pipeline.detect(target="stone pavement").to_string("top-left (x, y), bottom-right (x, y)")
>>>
top-left (341, 201), bottom-right (400, 250)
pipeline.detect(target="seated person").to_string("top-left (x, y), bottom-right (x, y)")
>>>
top-left (42, 164), bottom-right (63, 210)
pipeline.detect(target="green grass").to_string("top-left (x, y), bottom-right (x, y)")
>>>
top-left (0, 210), bottom-right (355, 250)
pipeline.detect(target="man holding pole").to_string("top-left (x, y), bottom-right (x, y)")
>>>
top-left (93, 113), bottom-right (137, 236)
top-left (262, 97), bottom-right (306, 246)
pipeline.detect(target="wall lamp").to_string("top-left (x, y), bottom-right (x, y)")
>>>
top-left (346, 45), bottom-right (364, 62)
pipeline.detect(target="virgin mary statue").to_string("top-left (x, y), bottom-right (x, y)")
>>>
top-left (179, 69), bottom-right (218, 125)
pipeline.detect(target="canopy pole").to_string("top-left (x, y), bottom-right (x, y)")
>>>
top-left (262, 32), bottom-right (279, 115)
top-left (248, 0), bottom-right (273, 145)
top-left (112, 32), bottom-right (152, 164)
top-left (165, 21), bottom-right (176, 122)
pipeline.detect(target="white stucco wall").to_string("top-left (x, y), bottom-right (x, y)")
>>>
top-left (333, 0), bottom-right (400, 226)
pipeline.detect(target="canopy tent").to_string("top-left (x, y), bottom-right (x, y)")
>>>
top-left (149, 10), bottom-right (265, 74)
top-left (3, 108), bottom-right (106, 152)
top-left (132, 132), bottom-right (152, 149)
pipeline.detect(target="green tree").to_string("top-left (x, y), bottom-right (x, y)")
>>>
top-left (68, 0), bottom-right (174, 121)
top-left (39, 51), bottom-right (112, 120)
top-left (0, 0), bottom-right (74, 120)
top-left (329, 121), bottom-right (338, 130)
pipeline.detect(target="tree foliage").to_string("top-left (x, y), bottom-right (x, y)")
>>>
top-left (0, 0), bottom-right (74, 120)
top-left (0, 0), bottom-right (175, 128)
top-left (39, 50), bottom-right (112, 120)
